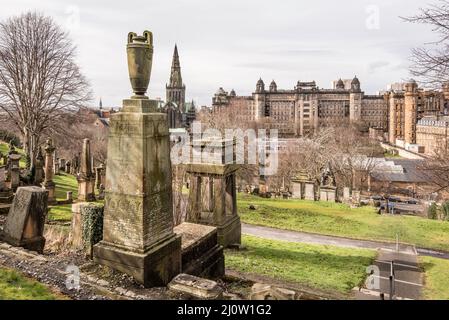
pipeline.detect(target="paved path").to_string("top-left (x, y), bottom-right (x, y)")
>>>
top-left (242, 223), bottom-right (449, 259)
top-left (354, 249), bottom-right (423, 300)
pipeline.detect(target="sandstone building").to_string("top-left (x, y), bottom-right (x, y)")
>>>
top-left (212, 77), bottom-right (387, 137)
top-left (212, 78), bottom-right (447, 147)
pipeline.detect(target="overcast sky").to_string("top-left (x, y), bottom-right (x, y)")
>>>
top-left (0, 0), bottom-right (439, 107)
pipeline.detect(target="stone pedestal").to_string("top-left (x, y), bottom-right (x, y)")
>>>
top-left (34, 149), bottom-right (44, 185)
top-left (77, 178), bottom-right (96, 201)
top-left (304, 182), bottom-right (315, 201)
top-left (0, 186), bottom-right (47, 253)
top-left (93, 98), bottom-right (181, 287)
top-left (77, 139), bottom-right (96, 202)
top-left (8, 154), bottom-right (21, 191)
top-left (42, 139), bottom-right (56, 204)
top-left (186, 160), bottom-right (241, 248)
top-left (291, 180), bottom-right (302, 199)
top-left (319, 186), bottom-right (337, 202)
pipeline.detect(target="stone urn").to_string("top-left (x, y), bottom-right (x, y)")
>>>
top-left (127, 31), bottom-right (153, 98)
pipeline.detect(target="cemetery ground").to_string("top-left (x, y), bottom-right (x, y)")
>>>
top-left (238, 194), bottom-right (449, 252)
top-left (2, 166), bottom-right (449, 299)
top-left (0, 267), bottom-right (63, 299)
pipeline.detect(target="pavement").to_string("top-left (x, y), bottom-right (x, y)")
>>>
top-left (354, 249), bottom-right (423, 300)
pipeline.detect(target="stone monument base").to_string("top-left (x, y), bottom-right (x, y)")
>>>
top-left (93, 234), bottom-right (182, 287)
top-left (0, 234), bottom-right (46, 253)
top-left (174, 222), bottom-right (224, 279)
top-left (195, 214), bottom-right (241, 248)
top-left (217, 215), bottom-right (241, 248)
top-left (42, 182), bottom-right (56, 205)
top-left (77, 179), bottom-right (96, 202)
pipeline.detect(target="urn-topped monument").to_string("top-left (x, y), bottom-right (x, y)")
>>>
top-left (93, 31), bottom-right (182, 287)
top-left (127, 31), bottom-right (153, 98)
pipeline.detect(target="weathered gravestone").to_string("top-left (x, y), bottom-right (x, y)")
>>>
top-left (77, 139), bottom-right (96, 202)
top-left (0, 167), bottom-right (13, 208)
top-left (42, 139), bottom-right (56, 204)
top-left (8, 153), bottom-right (21, 191)
top-left (304, 183), bottom-right (315, 201)
top-left (93, 31), bottom-right (181, 287)
top-left (352, 190), bottom-right (361, 207)
top-left (0, 186), bottom-right (47, 253)
top-left (343, 187), bottom-right (351, 202)
top-left (34, 148), bottom-right (44, 185)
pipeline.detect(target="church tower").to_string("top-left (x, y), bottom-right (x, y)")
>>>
top-left (166, 44), bottom-right (186, 113)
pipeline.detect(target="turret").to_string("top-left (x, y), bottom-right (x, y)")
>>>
top-left (256, 78), bottom-right (265, 93)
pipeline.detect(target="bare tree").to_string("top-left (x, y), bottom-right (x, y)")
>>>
top-left (0, 12), bottom-right (91, 169)
top-left (403, 0), bottom-right (449, 87)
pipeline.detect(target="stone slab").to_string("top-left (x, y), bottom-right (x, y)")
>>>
top-left (0, 186), bottom-right (47, 253)
top-left (168, 273), bottom-right (223, 299)
top-left (174, 222), bottom-right (224, 278)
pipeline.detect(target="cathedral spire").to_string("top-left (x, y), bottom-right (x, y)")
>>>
top-left (169, 44), bottom-right (183, 87)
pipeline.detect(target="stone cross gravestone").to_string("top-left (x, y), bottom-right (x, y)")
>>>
top-left (1, 186), bottom-right (48, 253)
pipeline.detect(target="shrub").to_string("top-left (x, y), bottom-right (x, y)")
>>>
top-left (441, 201), bottom-right (449, 221)
top-left (0, 130), bottom-right (21, 147)
top-left (428, 203), bottom-right (438, 220)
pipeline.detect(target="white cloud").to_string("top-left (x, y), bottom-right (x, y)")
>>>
top-left (0, 0), bottom-right (437, 106)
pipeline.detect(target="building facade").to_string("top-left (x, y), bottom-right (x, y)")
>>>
top-left (212, 78), bottom-right (446, 143)
top-left (386, 81), bottom-right (444, 146)
top-left (212, 77), bottom-right (386, 137)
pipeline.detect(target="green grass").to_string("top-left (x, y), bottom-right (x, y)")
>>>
top-left (0, 267), bottom-right (62, 300)
top-left (48, 173), bottom-right (104, 222)
top-left (48, 204), bottom-right (73, 222)
top-left (225, 235), bottom-right (376, 295)
top-left (48, 173), bottom-right (78, 222)
top-left (420, 256), bottom-right (449, 300)
top-left (238, 194), bottom-right (449, 252)
top-left (53, 173), bottom-right (78, 200)
top-left (0, 142), bottom-right (27, 168)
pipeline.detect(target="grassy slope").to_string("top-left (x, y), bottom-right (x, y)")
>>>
top-left (0, 142), bottom-right (26, 168)
top-left (48, 173), bottom-right (78, 222)
top-left (0, 267), bottom-right (62, 300)
top-left (238, 194), bottom-right (449, 252)
top-left (225, 235), bottom-right (376, 295)
top-left (420, 256), bottom-right (449, 300)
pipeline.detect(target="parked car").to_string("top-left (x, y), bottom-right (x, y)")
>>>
top-left (406, 198), bottom-right (419, 205)
top-left (386, 196), bottom-right (402, 203)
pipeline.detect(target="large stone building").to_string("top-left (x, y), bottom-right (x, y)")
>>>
top-left (416, 116), bottom-right (449, 155)
top-left (212, 77), bottom-right (388, 137)
top-left (161, 45), bottom-right (196, 129)
top-left (386, 80), bottom-right (443, 147)
top-left (212, 78), bottom-right (447, 145)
